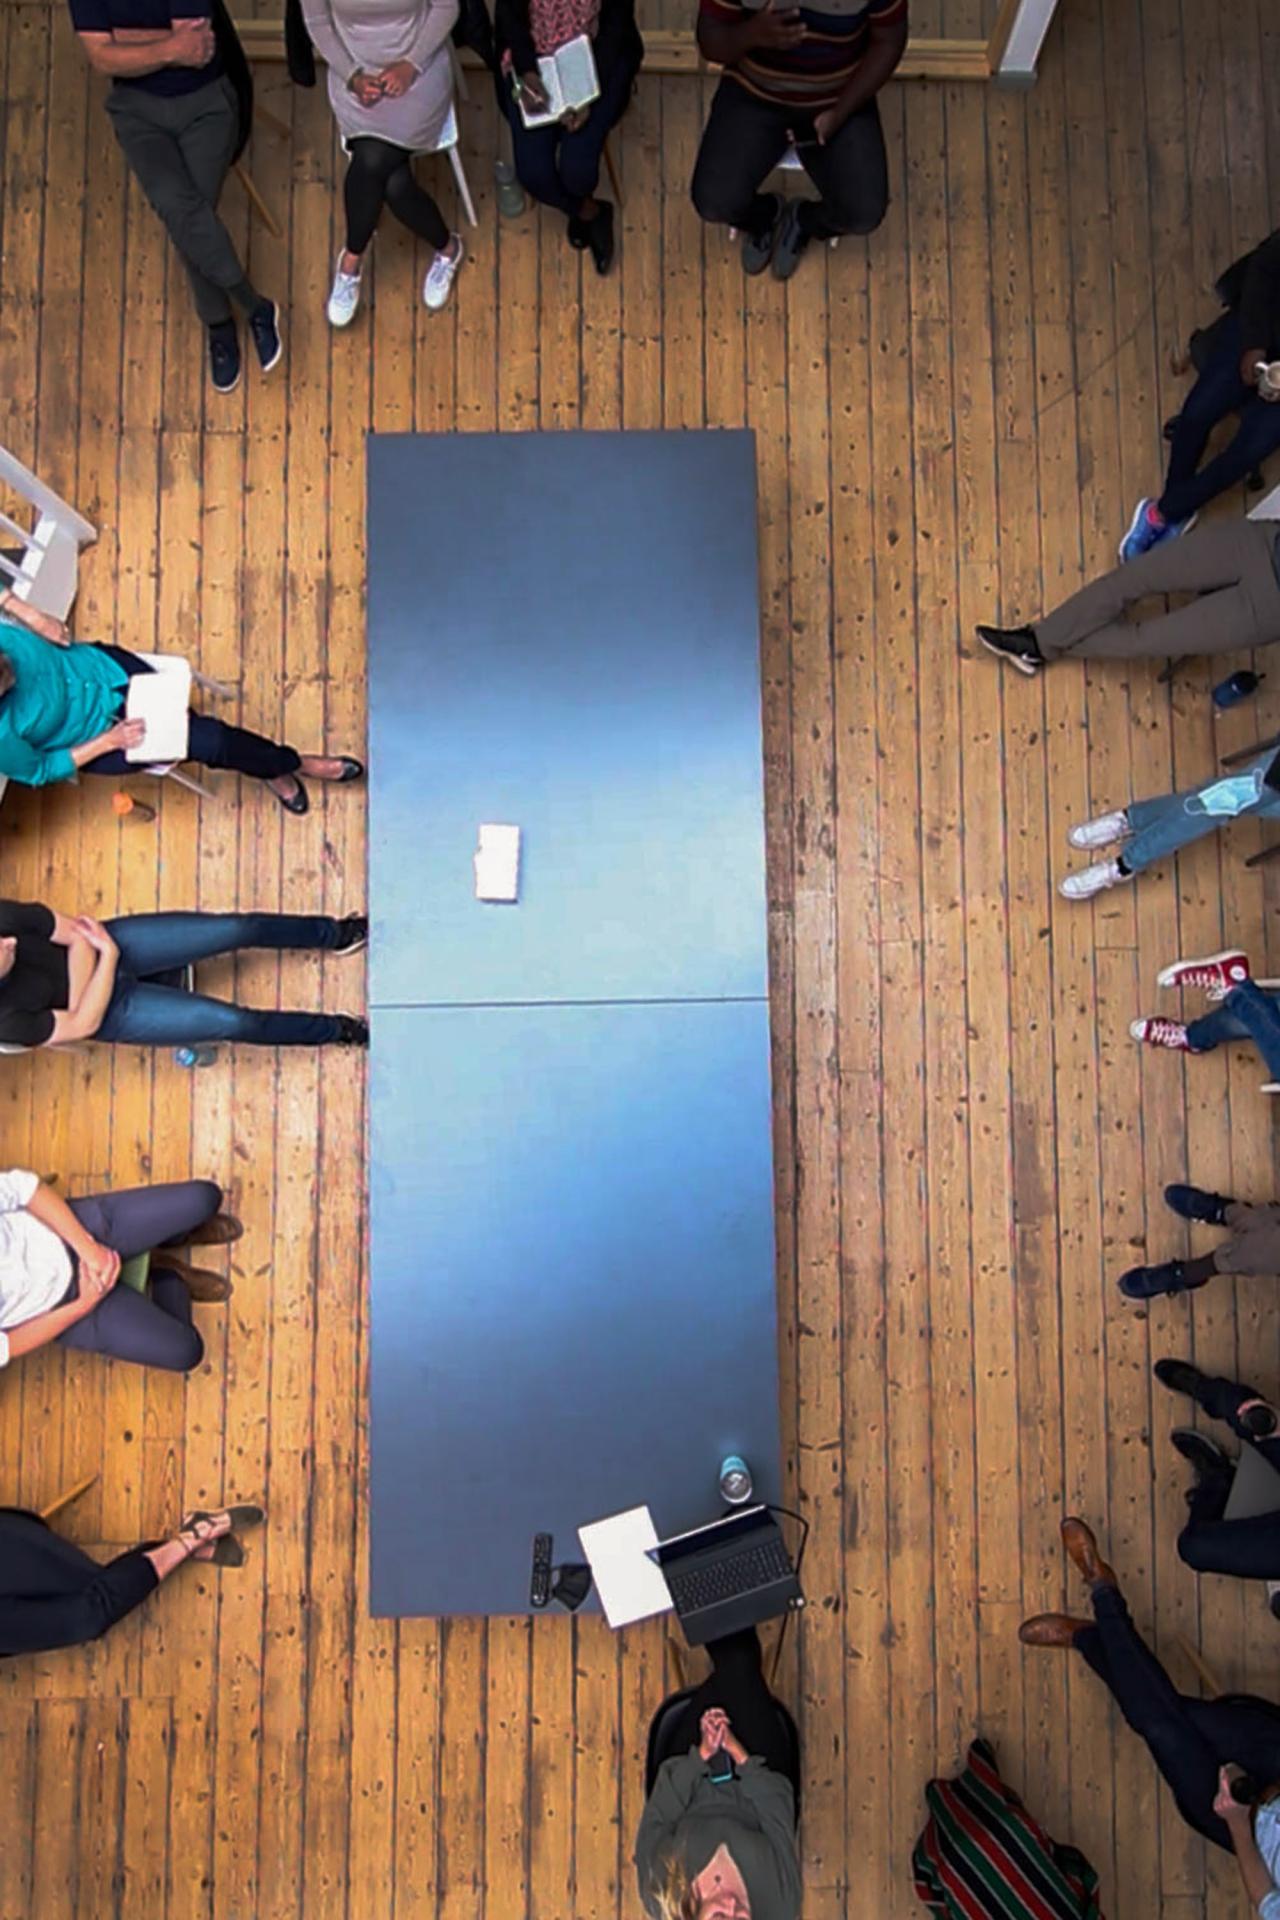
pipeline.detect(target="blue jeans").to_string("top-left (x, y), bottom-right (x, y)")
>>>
top-left (1122, 750), bottom-right (1280, 874)
top-left (1186, 979), bottom-right (1280, 1080)
top-left (95, 911), bottom-right (349, 1047)
top-left (1160, 314), bottom-right (1280, 522)
top-left (498, 47), bottom-right (639, 217)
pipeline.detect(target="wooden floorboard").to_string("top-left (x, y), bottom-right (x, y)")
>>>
top-left (2, 0), bottom-right (1278, 1912)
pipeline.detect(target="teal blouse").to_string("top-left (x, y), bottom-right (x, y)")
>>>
top-left (0, 622), bottom-right (129, 787)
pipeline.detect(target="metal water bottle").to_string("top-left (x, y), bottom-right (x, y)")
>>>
top-left (174, 1045), bottom-right (218, 1068)
top-left (719, 1455), bottom-right (753, 1505)
top-left (1212, 669), bottom-right (1262, 710)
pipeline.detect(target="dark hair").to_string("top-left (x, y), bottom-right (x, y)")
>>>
top-left (0, 651), bottom-right (14, 700)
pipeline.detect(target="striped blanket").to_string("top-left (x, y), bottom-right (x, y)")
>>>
top-left (913, 1740), bottom-right (1104, 1920)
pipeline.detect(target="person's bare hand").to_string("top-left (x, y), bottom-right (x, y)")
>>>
top-left (519, 69), bottom-right (550, 113)
top-left (104, 717), bottom-right (146, 755)
top-left (168, 16), bottom-right (215, 66)
top-left (747, 0), bottom-right (806, 51)
top-left (560, 104), bottom-right (589, 132)
top-left (376, 59), bottom-right (418, 96)
top-left (812, 105), bottom-right (842, 145)
top-left (78, 1239), bottom-right (121, 1302)
top-left (349, 68), bottom-right (385, 105)
top-left (1213, 1765), bottom-right (1252, 1822)
top-left (21, 605), bottom-right (69, 644)
top-left (72, 915), bottom-right (118, 958)
top-left (699, 1708), bottom-right (730, 1759)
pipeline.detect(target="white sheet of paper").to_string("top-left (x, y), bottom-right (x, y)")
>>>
top-left (474, 823), bottom-right (521, 902)
top-left (125, 658), bottom-right (191, 763)
top-left (578, 1505), bottom-right (673, 1629)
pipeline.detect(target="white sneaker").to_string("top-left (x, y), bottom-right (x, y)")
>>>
top-left (1067, 809), bottom-right (1130, 850)
top-left (423, 235), bottom-right (464, 312)
top-left (1059, 858), bottom-right (1128, 900)
top-left (327, 253), bottom-right (363, 328)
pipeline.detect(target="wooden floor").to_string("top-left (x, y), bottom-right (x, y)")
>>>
top-left (2, 0), bottom-right (1279, 1913)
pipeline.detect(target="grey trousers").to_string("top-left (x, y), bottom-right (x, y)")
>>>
top-left (1035, 519), bottom-right (1280, 662)
top-left (103, 76), bottom-right (257, 327)
top-left (54, 1179), bottom-right (223, 1372)
top-left (1215, 1202), bottom-right (1280, 1277)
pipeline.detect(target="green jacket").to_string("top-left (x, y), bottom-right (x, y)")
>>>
top-left (634, 1750), bottom-right (801, 1920)
top-left (0, 622), bottom-right (128, 787)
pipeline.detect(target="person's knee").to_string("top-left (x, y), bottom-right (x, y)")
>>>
top-left (174, 1325), bottom-right (205, 1373)
top-left (1177, 1526), bottom-right (1219, 1575)
top-left (819, 181), bottom-right (889, 238)
top-left (190, 1177), bottom-right (224, 1219)
top-left (691, 159), bottom-right (741, 228)
top-left (382, 163), bottom-right (425, 216)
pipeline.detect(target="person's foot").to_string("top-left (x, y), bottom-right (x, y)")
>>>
top-left (1059, 858), bottom-right (1128, 900)
top-left (178, 1510), bottom-right (234, 1562)
top-left (208, 321), bottom-right (241, 396)
top-left (269, 774), bottom-right (309, 815)
top-left (332, 1015), bottom-right (369, 1046)
top-left (976, 624), bottom-right (1043, 674)
top-left (771, 199), bottom-right (810, 281)
top-left (249, 299), bottom-right (283, 374)
top-left (1170, 1427), bottom-right (1233, 1479)
top-left (297, 754), bottom-right (365, 784)
top-left (182, 1210), bottom-right (244, 1248)
top-left (424, 235), bottom-right (464, 311)
top-left (332, 915), bottom-right (369, 956)
top-left (1067, 810), bottom-right (1130, 851)
top-left (1118, 1258), bottom-right (1212, 1300)
top-left (1019, 1613), bottom-right (1090, 1648)
top-left (1130, 1016), bottom-right (1195, 1051)
top-left (327, 251), bottom-right (364, 328)
top-left (581, 200), bottom-right (614, 274)
top-left (740, 194), bottom-right (782, 276)
top-left (1154, 1357), bottom-right (1211, 1404)
top-left (1119, 496), bottom-right (1197, 564)
top-left (1156, 950), bottom-right (1250, 996)
top-left (1060, 1516), bottom-right (1118, 1590)
top-left (1164, 1183), bottom-right (1231, 1226)
top-left (162, 1253), bottom-right (232, 1303)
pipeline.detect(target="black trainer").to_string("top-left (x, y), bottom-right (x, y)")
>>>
top-left (771, 198), bottom-right (811, 282)
top-left (249, 299), bottom-right (283, 374)
top-left (585, 201), bottom-right (615, 275)
top-left (208, 323), bottom-right (241, 395)
top-left (1170, 1427), bottom-right (1232, 1479)
top-left (1154, 1358), bottom-right (1210, 1403)
top-left (1164, 1183), bottom-right (1231, 1226)
top-left (741, 194), bottom-right (782, 276)
top-left (1118, 1259), bottom-right (1209, 1300)
top-left (976, 624), bottom-right (1043, 675)
top-left (332, 1015), bottom-right (369, 1046)
top-left (332, 915), bottom-right (369, 956)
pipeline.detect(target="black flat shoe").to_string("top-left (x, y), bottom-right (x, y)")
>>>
top-left (586, 200), bottom-right (614, 275)
top-left (331, 756), bottom-right (365, 784)
top-left (273, 776), bottom-right (309, 815)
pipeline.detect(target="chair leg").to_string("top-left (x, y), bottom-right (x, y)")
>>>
top-left (190, 667), bottom-right (235, 700)
top-left (1176, 1633), bottom-right (1224, 1698)
top-left (164, 767), bottom-right (218, 801)
top-left (256, 102), bottom-right (291, 140)
top-left (39, 1473), bottom-right (100, 1525)
top-left (233, 162), bottom-right (284, 241)
top-left (449, 147), bottom-right (479, 228)
top-left (603, 133), bottom-right (623, 208)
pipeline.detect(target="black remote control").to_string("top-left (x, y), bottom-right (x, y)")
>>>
top-left (530, 1533), bottom-right (554, 1609)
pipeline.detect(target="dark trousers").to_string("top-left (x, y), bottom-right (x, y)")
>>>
top-left (95, 910), bottom-right (349, 1047)
top-left (691, 79), bottom-right (888, 242)
top-left (85, 645), bottom-right (301, 784)
top-left (343, 136), bottom-right (449, 255)
top-left (103, 76), bottom-right (260, 328)
top-left (0, 1511), bottom-right (158, 1658)
top-left (667, 1628), bottom-right (797, 1789)
top-left (498, 49), bottom-right (639, 218)
top-left (54, 1180), bottom-right (224, 1372)
top-left (1172, 1370), bottom-right (1280, 1579)
top-left (1076, 1585), bottom-right (1280, 1848)
top-left (1160, 313), bottom-right (1280, 522)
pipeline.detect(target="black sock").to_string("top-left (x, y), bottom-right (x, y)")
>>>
top-left (1115, 854), bottom-right (1131, 876)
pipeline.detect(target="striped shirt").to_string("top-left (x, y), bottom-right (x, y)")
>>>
top-left (700, 0), bottom-right (905, 112)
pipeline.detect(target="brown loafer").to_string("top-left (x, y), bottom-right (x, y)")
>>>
top-left (1061, 1516), bottom-right (1118, 1590)
top-left (1019, 1613), bottom-right (1091, 1649)
top-left (183, 1211), bottom-right (244, 1248)
top-left (159, 1254), bottom-right (232, 1303)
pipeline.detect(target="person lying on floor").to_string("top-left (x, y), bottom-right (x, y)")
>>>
top-left (1129, 948), bottom-right (1280, 1100)
top-left (1152, 1358), bottom-right (1280, 1586)
top-left (0, 1500), bottom-right (264, 1658)
top-left (0, 897), bottom-right (368, 1051)
top-left (1020, 1515), bottom-right (1280, 1858)
top-left (976, 518), bottom-right (1280, 676)
top-left (0, 1171), bottom-right (240, 1373)
top-left (0, 601), bottom-right (362, 814)
top-left (1056, 757), bottom-right (1280, 900)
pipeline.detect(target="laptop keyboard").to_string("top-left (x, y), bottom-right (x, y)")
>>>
top-left (668, 1538), bottom-right (794, 1613)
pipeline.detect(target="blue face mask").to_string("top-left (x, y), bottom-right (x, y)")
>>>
top-left (1189, 769), bottom-right (1266, 817)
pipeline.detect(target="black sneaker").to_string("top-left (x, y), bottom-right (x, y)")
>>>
top-left (332, 915), bottom-right (369, 956)
top-left (1119, 1260), bottom-right (1209, 1300)
top-left (1154, 1358), bottom-right (1210, 1403)
top-left (208, 323), bottom-right (241, 395)
top-left (976, 624), bottom-right (1043, 675)
top-left (771, 198), bottom-right (811, 282)
top-left (332, 1015), bottom-right (369, 1046)
top-left (586, 200), bottom-right (614, 276)
top-left (249, 299), bottom-right (283, 374)
top-left (1170, 1427), bottom-right (1232, 1479)
top-left (1164, 1183), bottom-right (1231, 1226)
top-left (741, 194), bottom-right (782, 276)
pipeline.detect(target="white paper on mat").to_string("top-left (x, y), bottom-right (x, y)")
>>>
top-left (578, 1504), bottom-right (673, 1629)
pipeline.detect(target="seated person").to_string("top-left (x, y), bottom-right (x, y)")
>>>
top-left (0, 897), bottom-right (368, 1051)
top-left (494, 0), bottom-right (641, 274)
top-left (634, 1627), bottom-right (801, 1919)
top-left (1120, 226), bottom-right (1280, 562)
top-left (1020, 1516), bottom-right (1280, 1854)
top-left (1153, 1358), bottom-right (1280, 1585)
top-left (690, 0), bottom-right (906, 282)
top-left (1, 1501), bottom-right (262, 1658)
top-left (976, 518), bottom-right (1280, 676)
top-left (0, 594), bottom-right (362, 814)
top-left (1218, 1767), bottom-right (1280, 1920)
top-left (0, 1170), bottom-right (240, 1373)
top-left (1130, 948), bottom-right (1280, 1097)
top-left (1119, 1170), bottom-right (1280, 1301)
top-left (1057, 758), bottom-right (1280, 901)
top-left (303, 0), bottom-right (464, 328)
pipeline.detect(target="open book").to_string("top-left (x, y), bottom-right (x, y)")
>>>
top-left (125, 656), bottom-right (191, 764)
top-left (518, 33), bottom-right (599, 128)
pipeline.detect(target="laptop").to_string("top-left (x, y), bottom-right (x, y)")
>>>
top-left (651, 1505), bottom-right (803, 1646)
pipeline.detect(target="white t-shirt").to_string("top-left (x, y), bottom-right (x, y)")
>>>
top-left (0, 1167), bottom-right (72, 1366)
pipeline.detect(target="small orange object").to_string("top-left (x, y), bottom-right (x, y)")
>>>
top-left (112, 790), bottom-right (156, 822)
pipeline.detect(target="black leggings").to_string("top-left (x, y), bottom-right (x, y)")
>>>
top-left (88, 644), bottom-right (301, 783)
top-left (667, 1628), bottom-right (797, 1788)
top-left (344, 136), bottom-right (448, 255)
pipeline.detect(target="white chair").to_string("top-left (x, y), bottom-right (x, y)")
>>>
top-left (0, 444), bottom-right (97, 620)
